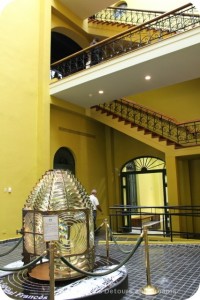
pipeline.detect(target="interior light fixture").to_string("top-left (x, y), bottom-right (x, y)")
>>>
top-left (145, 75), bottom-right (151, 80)
top-left (98, 90), bottom-right (104, 94)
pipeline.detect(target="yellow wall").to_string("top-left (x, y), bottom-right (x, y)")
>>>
top-left (39, 0), bottom-right (200, 240)
top-left (50, 103), bottom-right (108, 223)
top-left (176, 157), bottom-right (200, 233)
top-left (137, 173), bottom-right (164, 207)
top-left (100, 129), bottom-right (165, 206)
top-left (51, 12), bottom-right (89, 49)
top-left (0, 0), bottom-right (51, 240)
top-left (128, 78), bottom-right (200, 122)
top-left (189, 159), bottom-right (200, 207)
top-left (188, 158), bottom-right (200, 233)
top-left (50, 103), bottom-right (172, 226)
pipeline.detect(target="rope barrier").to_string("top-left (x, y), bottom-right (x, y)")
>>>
top-left (107, 225), bottom-right (133, 254)
top-left (96, 219), bottom-right (138, 254)
top-left (59, 233), bottom-right (143, 277)
top-left (0, 252), bottom-right (46, 272)
top-left (0, 219), bottom-right (141, 276)
top-left (94, 221), bottom-right (105, 233)
top-left (0, 237), bottom-right (23, 257)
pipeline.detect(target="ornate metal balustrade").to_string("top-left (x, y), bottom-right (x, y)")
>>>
top-left (93, 99), bottom-right (200, 147)
top-left (90, 5), bottom-right (200, 29)
top-left (89, 7), bottom-right (165, 26)
top-left (51, 3), bottom-right (200, 79)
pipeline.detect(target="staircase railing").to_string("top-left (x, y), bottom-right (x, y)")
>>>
top-left (92, 99), bottom-right (200, 147)
top-left (51, 3), bottom-right (199, 79)
top-left (89, 7), bottom-right (165, 26)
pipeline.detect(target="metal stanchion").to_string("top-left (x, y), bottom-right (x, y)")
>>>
top-left (49, 242), bottom-right (55, 300)
top-left (43, 215), bottom-right (59, 300)
top-left (104, 218), bottom-right (110, 259)
top-left (140, 226), bottom-right (159, 296)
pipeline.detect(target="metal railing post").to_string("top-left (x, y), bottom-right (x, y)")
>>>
top-left (104, 218), bottom-right (110, 259)
top-left (49, 241), bottom-right (55, 300)
top-left (140, 226), bottom-right (159, 296)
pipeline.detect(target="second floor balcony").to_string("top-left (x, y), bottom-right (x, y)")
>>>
top-left (50, 4), bottom-right (200, 108)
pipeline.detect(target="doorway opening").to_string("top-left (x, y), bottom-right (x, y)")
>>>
top-left (121, 156), bottom-right (169, 233)
top-left (53, 147), bottom-right (75, 174)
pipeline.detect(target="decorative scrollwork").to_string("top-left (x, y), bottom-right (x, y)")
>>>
top-left (97, 99), bottom-right (200, 147)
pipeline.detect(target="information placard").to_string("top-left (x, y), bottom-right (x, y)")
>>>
top-left (43, 215), bottom-right (59, 241)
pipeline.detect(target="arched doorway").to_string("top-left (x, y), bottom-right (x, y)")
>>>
top-left (51, 32), bottom-right (81, 63)
top-left (121, 156), bottom-right (169, 232)
top-left (50, 32), bottom-right (82, 79)
top-left (53, 147), bottom-right (75, 174)
top-left (121, 156), bottom-right (167, 206)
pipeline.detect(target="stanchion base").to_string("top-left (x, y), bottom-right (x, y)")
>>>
top-left (140, 284), bottom-right (159, 296)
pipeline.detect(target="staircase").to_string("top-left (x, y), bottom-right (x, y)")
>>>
top-left (88, 6), bottom-right (165, 29)
top-left (91, 99), bottom-right (200, 149)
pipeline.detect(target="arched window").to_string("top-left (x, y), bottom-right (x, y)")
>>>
top-left (115, 1), bottom-right (127, 9)
top-left (53, 147), bottom-right (75, 174)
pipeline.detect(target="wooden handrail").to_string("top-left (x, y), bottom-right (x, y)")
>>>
top-left (106, 6), bottom-right (165, 15)
top-left (51, 3), bottom-right (193, 67)
top-left (120, 99), bottom-right (178, 123)
top-left (120, 99), bottom-right (200, 125)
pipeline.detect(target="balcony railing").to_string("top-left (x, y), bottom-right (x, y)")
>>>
top-left (109, 205), bottom-right (200, 241)
top-left (89, 7), bottom-right (165, 26)
top-left (92, 99), bottom-right (200, 147)
top-left (51, 3), bottom-right (200, 79)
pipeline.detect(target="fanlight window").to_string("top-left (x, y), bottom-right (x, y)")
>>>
top-left (122, 157), bottom-right (166, 172)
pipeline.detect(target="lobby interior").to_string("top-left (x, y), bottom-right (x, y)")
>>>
top-left (0, 0), bottom-right (200, 299)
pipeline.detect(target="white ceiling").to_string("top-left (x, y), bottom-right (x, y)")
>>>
top-left (50, 27), bottom-right (200, 108)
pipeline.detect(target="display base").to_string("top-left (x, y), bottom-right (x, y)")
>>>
top-left (0, 256), bottom-right (128, 300)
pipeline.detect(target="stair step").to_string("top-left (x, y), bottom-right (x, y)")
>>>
top-left (144, 129), bottom-right (151, 134)
top-left (118, 117), bottom-right (125, 122)
top-left (130, 123), bottom-right (137, 128)
top-left (159, 137), bottom-right (166, 141)
top-left (166, 140), bottom-right (175, 145)
top-left (91, 103), bottom-right (197, 149)
top-left (124, 120), bottom-right (131, 125)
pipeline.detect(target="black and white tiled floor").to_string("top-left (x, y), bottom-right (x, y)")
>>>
top-left (0, 235), bottom-right (200, 300)
top-left (96, 242), bottom-right (200, 299)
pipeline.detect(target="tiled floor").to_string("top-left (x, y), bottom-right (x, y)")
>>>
top-left (95, 231), bottom-right (200, 300)
top-left (0, 234), bottom-right (200, 300)
top-left (97, 242), bottom-right (200, 299)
